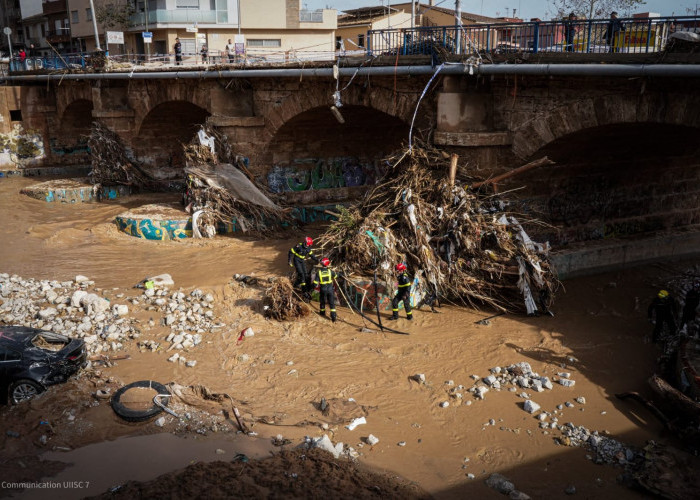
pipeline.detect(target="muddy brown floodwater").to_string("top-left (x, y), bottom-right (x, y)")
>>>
top-left (0, 176), bottom-right (696, 499)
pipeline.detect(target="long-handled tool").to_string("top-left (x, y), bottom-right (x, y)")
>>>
top-left (475, 312), bottom-right (505, 325)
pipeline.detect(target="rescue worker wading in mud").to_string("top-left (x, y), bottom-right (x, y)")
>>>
top-left (648, 289), bottom-right (677, 343)
top-left (288, 237), bottom-right (319, 295)
top-left (389, 263), bottom-right (413, 321)
top-left (312, 258), bottom-right (338, 322)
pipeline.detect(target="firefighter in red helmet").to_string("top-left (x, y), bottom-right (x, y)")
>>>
top-left (288, 236), bottom-right (319, 293)
top-left (312, 257), bottom-right (338, 322)
top-left (389, 262), bottom-right (413, 321)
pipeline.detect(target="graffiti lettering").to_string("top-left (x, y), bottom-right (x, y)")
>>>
top-left (267, 157), bottom-right (385, 194)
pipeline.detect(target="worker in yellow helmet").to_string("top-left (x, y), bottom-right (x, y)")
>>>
top-left (647, 289), bottom-right (677, 343)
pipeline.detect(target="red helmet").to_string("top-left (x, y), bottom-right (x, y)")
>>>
top-left (321, 257), bottom-right (330, 267)
top-left (305, 236), bottom-right (313, 246)
top-left (395, 263), bottom-right (407, 272)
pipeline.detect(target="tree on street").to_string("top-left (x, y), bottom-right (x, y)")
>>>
top-left (548, 0), bottom-right (645, 19)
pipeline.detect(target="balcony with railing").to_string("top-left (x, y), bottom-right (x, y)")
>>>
top-left (300, 9), bottom-right (323, 23)
top-left (46, 29), bottom-right (71, 44)
top-left (129, 9), bottom-right (220, 26)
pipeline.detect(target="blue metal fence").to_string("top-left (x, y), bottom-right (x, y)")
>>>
top-left (8, 53), bottom-right (88, 72)
top-left (367, 15), bottom-right (700, 57)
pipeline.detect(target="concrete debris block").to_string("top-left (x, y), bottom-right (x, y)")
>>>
top-left (470, 374), bottom-right (480, 380)
top-left (398, 441), bottom-right (406, 447)
top-left (71, 290), bottom-right (88, 307)
top-left (238, 354), bottom-right (251, 363)
top-left (485, 473), bottom-right (516, 495)
top-left (366, 434), bottom-right (379, 446)
top-left (575, 396), bottom-right (586, 404)
top-left (168, 353), bottom-right (180, 362)
top-left (517, 376), bottom-right (530, 388)
top-left (242, 327), bottom-right (254, 337)
top-left (476, 386), bottom-right (489, 399)
top-left (149, 274), bottom-right (174, 286)
top-left (114, 304), bottom-right (129, 316)
top-left (565, 402), bottom-right (574, 408)
top-left (510, 491), bottom-right (532, 500)
top-left (165, 314), bottom-right (175, 326)
top-left (540, 377), bottom-right (554, 390)
top-left (559, 379), bottom-right (576, 388)
top-left (155, 417), bottom-right (166, 427)
top-left (523, 400), bottom-right (541, 414)
top-left (186, 360), bottom-right (197, 368)
top-left (440, 401), bottom-right (450, 408)
top-left (215, 448), bottom-right (226, 455)
top-left (445, 380), bottom-right (454, 386)
top-left (38, 308), bottom-right (58, 318)
top-left (558, 372), bottom-right (571, 379)
top-left (514, 362), bottom-right (533, 376)
top-left (531, 379), bottom-right (544, 392)
top-left (537, 412), bottom-right (548, 421)
top-left (483, 375), bottom-right (498, 386)
top-left (411, 373), bottom-right (426, 383)
top-left (490, 366), bottom-right (502, 374)
top-left (75, 275), bottom-right (90, 283)
top-left (345, 417), bottom-right (366, 431)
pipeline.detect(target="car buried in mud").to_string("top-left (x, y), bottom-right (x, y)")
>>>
top-left (0, 326), bottom-right (87, 405)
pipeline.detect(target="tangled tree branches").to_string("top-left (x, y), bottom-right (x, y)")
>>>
top-left (318, 145), bottom-right (559, 314)
top-left (88, 121), bottom-right (158, 190)
top-left (183, 127), bottom-right (292, 236)
top-left (263, 278), bottom-right (310, 321)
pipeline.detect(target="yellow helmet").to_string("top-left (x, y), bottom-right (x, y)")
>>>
top-left (658, 290), bottom-right (669, 299)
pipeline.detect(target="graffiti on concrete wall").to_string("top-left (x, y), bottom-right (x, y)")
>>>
top-left (267, 157), bottom-right (386, 194)
top-left (115, 216), bottom-right (192, 240)
top-left (0, 124), bottom-right (46, 169)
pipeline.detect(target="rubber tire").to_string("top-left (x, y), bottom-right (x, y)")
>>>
top-left (111, 380), bottom-right (170, 423)
top-left (9, 379), bottom-right (44, 405)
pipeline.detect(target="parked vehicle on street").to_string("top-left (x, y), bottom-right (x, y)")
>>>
top-left (0, 326), bottom-right (87, 404)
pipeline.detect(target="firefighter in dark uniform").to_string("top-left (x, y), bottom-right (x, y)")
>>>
top-left (288, 236), bottom-right (318, 293)
top-left (389, 262), bottom-right (413, 321)
top-left (648, 289), bottom-right (677, 343)
top-left (312, 257), bottom-right (337, 322)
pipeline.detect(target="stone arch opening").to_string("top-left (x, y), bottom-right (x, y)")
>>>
top-left (264, 105), bottom-right (410, 203)
top-left (136, 101), bottom-right (210, 172)
top-left (53, 99), bottom-right (93, 162)
top-left (504, 123), bottom-right (700, 247)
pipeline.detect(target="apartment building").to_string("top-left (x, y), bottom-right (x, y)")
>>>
top-left (65, 0), bottom-right (336, 61)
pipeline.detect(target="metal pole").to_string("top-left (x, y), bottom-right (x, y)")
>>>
top-left (455, 0), bottom-right (461, 53)
top-left (145, 0), bottom-right (150, 60)
top-left (237, 0), bottom-right (241, 35)
top-left (411, 1), bottom-right (415, 29)
top-left (88, 0), bottom-right (101, 49)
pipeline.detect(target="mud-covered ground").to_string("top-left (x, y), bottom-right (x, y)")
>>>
top-left (1, 176), bottom-right (699, 499)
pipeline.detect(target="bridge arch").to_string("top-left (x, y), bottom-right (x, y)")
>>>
top-left (511, 92), bottom-right (700, 159)
top-left (53, 98), bottom-right (94, 160)
top-left (504, 121), bottom-right (700, 247)
top-left (135, 100), bottom-right (211, 168)
top-left (261, 83), bottom-right (422, 143)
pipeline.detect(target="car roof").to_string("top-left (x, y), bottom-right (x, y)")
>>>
top-left (0, 326), bottom-right (44, 345)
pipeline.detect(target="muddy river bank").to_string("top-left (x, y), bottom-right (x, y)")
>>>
top-left (1, 176), bottom-right (698, 499)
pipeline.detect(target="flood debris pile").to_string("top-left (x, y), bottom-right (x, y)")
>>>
top-left (183, 127), bottom-right (291, 236)
top-left (88, 122), bottom-right (158, 190)
top-left (319, 146), bottom-right (558, 313)
top-left (262, 277), bottom-right (310, 321)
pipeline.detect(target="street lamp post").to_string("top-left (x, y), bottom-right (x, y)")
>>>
top-left (88, 0), bottom-right (101, 49)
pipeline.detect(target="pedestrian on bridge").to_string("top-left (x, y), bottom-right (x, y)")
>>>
top-left (563, 12), bottom-right (578, 52)
top-left (604, 12), bottom-right (626, 53)
top-left (174, 37), bottom-right (182, 65)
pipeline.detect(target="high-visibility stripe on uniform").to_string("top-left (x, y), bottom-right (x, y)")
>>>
top-left (398, 282), bottom-right (411, 288)
top-left (318, 269), bottom-right (333, 285)
top-left (291, 248), bottom-right (306, 259)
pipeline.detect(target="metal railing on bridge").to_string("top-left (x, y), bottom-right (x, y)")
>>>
top-left (366, 15), bottom-right (700, 56)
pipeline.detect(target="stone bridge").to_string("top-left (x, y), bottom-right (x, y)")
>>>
top-left (2, 67), bottom-right (700, 274)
